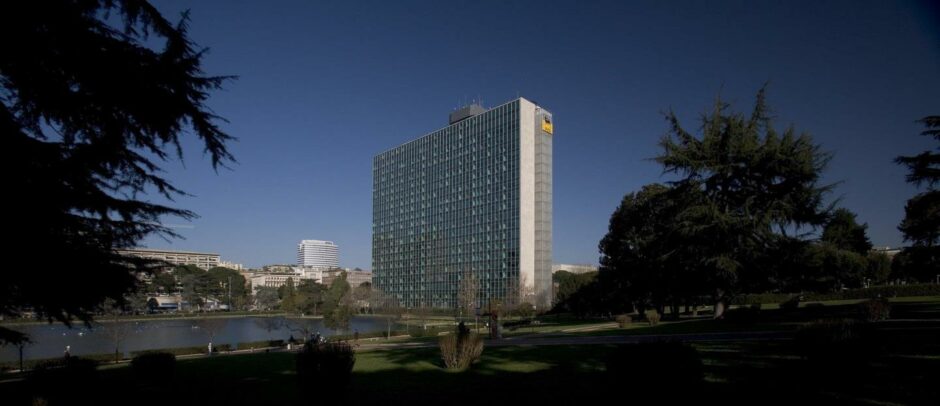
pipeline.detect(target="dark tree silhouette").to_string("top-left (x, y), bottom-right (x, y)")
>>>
top-left (596, 183), bottom-right (695, 316)
top-left (0, 1), bottom-right (233, 344)
top-left (822, 208), bottom-right (873, 255)
top-left (896, 116), bottom-right (940, 189)
top-left (656, 87), bottom-right (833, 316)
top-left (894, 116), bottom-right (940, 281)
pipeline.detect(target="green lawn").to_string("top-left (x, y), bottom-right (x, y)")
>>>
top-left (5, 298), bottom-right (939, 405)
top-left (8, 331), bottom-right (939, 405)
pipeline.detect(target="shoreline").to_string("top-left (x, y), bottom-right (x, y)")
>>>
top-left (0, 312), bottom-right (407, 327)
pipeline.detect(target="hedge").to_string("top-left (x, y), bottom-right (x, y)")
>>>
top-left (731, 284), bottom-right (940, 305)
top-left (331, 330), bottom-right (407, 341)
top-left (0, 353), bottom-right (115, 371)
top-left (130, 343), bottom-right (232, 358)
top-left (235, 339), bottom-right (285, 350)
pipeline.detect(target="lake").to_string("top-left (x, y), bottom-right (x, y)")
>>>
top-left (0, 316), bottom-right (394, 363)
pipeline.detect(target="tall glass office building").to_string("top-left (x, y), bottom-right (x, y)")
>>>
top-left (373, 97), bottom-right (553, 309)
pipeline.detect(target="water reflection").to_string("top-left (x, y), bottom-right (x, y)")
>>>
top-left (0, 316), bottom-right (392, 362)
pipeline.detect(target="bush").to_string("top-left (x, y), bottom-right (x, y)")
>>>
top-left (605, 342), bottom-right (702, 400)
top-left (131, 352), bottom-right (176, 381)
top-left (130, 345), bottom-right (207, 358)
top-left (731, 284), bottom-right (940, 305)
top-left (332, 330), bottom-right (405, 341)
top-left (503, 319), bottom-right (532, 331)
top-left (615, 314), bottom-right (632, 328)
top-left (212, 344), bottom-right (232, 353)
top-left (731, 293), bottom-right (793, 306)
top-left (644, 310), bottom-right (661, 326)
top-left (794, 319), bottom-right (882, 373)
top-left (724, 306), bottom-right (761, 323)
top-left (410, 325), bottom-right (450, 338)
top-left (780, 295), bottom-right (801, 310)
top-left (26, 357), bottom-right (99, 403)
top-left (857, 297), bottom-right (891, 321)
top-left (439, 331), bottom-right (484, 370)
top-left (1, 353), bottom-right (115, 372)
top-left (236, 339), bottom-right (285, 350)
top-left (295, 341), bottom-right (356, 396)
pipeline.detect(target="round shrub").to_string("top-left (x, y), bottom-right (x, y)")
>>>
top-left (780, 295), bottom-right (801, 310)
top-left (131, 352), bottom-right (176, 381)
top-left (296, 341), bottom-right (356, 397)
top-left (644, 310), bottom-right (661, 326)
top-left (795, 319), bottom-right (882, 372)
top-left (615, 314), bottom-right (632, 328)
top-left (439, 331), bottom-right (484, 370)
top-left (857, 297), bottom-right (891, 321)
top-left (26, 357), bottom-right (99, 402)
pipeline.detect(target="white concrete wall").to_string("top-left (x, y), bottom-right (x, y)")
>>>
top-left (519, 99), bottom-right (536, 302)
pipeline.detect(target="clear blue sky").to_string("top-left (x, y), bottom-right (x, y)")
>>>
top-left (140, 0), bottom-right (940, 269)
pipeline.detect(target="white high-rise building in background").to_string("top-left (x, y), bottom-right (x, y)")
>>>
top-left (297, 240), bottom-right (339, 268)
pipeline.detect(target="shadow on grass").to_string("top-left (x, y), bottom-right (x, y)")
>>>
top-left (5, 321), bottom-right (939, 406)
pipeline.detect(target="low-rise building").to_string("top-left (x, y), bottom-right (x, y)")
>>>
top-left (148, 294), bottom-right (222, 312)
top-left (262, 264), bottom-right (295, 273)
top-left (871, 246), bottom-right (902, 258)
top-left (250, 273), bottom-right (302, 290)
top-left (118, 248), bottom-right (220, 270)
top-left (552, 263), bottom-right (599, 275)
top-left (322, 268), bottom-right (373, 287)
top-left (219, 260), bottom-right (244, 271)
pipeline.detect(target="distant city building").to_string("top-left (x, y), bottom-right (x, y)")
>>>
top-left (250, 273), bottom-right (303, 290)
top-left (148, 294), bottom-right (222, 312)
top-left (322, 268), bottom-right (373, 288)
top-left (295, 266), bottom-right (325, 283)
top-left (219, 260), bottom-right (244, 271)
top-left (248, 266), bottom-right (329, 293)
top-left (262, 264), bottom-right (296, 273)
top-left (373, 98), bottom-right (554, 309)
top-left (118, 248), bottom-right (220, 270)
top-left (552, 264), bottom-right (598, 275)
top-left (297, 240), bottom-right (339, 268)
top-left (871, 246), bottom-right (902, 258)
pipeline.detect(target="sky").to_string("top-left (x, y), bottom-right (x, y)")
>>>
top-left (140, 0), bottom-right (940, 269)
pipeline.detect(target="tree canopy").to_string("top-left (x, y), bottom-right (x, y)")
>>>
top-left (588, 88), bottom-right (834, 318)
top-left (894, 115), bottom-right (940, 281)
top-left (323, 272), bottom-right (353, 332)
top-left (1, 0), bottom-right (233, 343)
top-left (821, 208), bottom-right (872, 255)
top-left (655, 88), bottom-right (833, 310)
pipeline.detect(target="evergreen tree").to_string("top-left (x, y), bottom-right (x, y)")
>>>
top-left (821, 208), bottom-right (872, 255)
top-left (1, 1), bottom-right (233, 344)
top-left (279, 277), bottom-right (297, 312)
top-left (323, 273), bottom-right (352, 332)
top-left (895, 115), bottom-right (940, 281)
top-left (656, 87), bottom-right (833, 316)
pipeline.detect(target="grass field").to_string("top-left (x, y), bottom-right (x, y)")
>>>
top-left (4, 298), bottom-right (939, 405)
top-left (9, 336), bottom-right (937, 405)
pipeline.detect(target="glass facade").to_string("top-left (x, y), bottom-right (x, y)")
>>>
top-left (373, 101), bottom-right (524, 308)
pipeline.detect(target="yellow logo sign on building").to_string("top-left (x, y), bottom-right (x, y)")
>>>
top-left (541, 116), bottom-right (553, 134)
